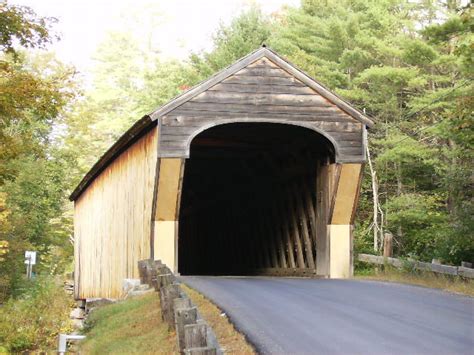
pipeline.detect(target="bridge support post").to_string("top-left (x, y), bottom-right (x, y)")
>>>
top-left (328, 163), bottom-right (363, 278)
top-left (153, 158), bottom-right (184, 272)
top-left (315, 161), bottom-right (332, 277)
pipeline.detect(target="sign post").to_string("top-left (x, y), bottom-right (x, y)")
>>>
top-left (24, 251), bottom-right (36, 279)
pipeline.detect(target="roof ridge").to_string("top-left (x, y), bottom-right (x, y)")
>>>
top-left (149, 47), bottom-right (373, 127)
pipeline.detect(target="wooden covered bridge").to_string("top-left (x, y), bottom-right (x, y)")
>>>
top-left (70, 47), bottom-right (373, 299)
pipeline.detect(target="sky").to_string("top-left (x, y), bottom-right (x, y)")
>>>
top-left (12, 0), bottom-right (299, 76)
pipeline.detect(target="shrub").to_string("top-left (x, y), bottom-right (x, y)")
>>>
top-left (0, 276), bottom-right (74, 352)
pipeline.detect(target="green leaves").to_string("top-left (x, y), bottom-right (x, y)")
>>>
top-left (401, 39), bottom-right (438, 66)
top-left (0, 2), bottom-right (56, 55)
top-left (385, 193), bottom-right (445, 259)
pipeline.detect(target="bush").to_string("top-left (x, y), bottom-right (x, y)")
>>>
top-left (0, 276), bottom-right (74, 352)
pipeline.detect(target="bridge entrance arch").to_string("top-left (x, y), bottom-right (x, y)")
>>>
top-left (150, 48), bottom-right (371, 278)
top-left (178, 122), bottom-right (336, 276)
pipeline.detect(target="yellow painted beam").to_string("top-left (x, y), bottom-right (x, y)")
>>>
top-left (330, 163), bottom-right (363, 225)
top-left (153, 158), bottom-right (183, 271)
top-left (327, 163), bottom-right (362, 278)
top-left (154, 221), bottom-right (177, 269)
top-left (329, 224), bottom-right (353, 278)
top-left (155, 158), bottom-right (183, 221)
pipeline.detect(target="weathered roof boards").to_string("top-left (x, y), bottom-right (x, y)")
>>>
top-left (71, 48), bottom-right (373, 299)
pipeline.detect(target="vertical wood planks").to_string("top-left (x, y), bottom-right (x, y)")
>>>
top-left (74, 127), bottom-right (158, 299)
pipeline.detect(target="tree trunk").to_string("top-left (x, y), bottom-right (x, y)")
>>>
top-left (367, 144), bottom-right (381, 252)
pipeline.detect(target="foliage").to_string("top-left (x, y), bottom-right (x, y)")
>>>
top-left (385, 193), bottom-right (448, 259)
top-left (0, 276), bottom-right (74, 352)
top-left (0, 52), bottom-right (74, 184)
top-left (0, 1), bottom-right (56, 54)
top-left (0, 1), bottom-right (76, 300)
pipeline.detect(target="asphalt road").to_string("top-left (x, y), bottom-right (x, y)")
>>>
top-left (181, 277), bottom-right (474, 354)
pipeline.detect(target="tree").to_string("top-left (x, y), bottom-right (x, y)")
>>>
top-left (196, 0), bottom-right (473, 263)
top-left (0, 2), bottom-right (77, 299)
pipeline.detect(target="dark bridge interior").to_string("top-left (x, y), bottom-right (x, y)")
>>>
top-left (178, 123), bottom-right (334, 275)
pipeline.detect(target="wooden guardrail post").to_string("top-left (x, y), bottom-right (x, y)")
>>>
top-left (138, 259), bottom-right (152, 284)
top-left (160, 284), bottom-right (181, 328)
top-left (184, 347), bottom-right (217, 355)
top-left (184, 323), bottom-right (208, 349)
top-left (155, 269), bottom-right (174, 291)
top-left (175, 305), bottom-right (198, 352)
top-left (138, 259), bottom-right (164, 285)
top-left (458, 267), bottom-right (474, 278)
top-left (383, 232), bottom-right (393, 258)
top-left (137, 259), bottom-right (221, 354)
top-left (174, 297), bottom-right (193, 351)
top-left (174, 297), bottom-right (192, 312)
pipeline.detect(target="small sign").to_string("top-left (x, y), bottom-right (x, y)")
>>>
top-left (24, 251), bottom-right (37, 265)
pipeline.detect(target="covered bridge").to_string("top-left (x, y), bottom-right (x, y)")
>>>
top-left (70, 47), bottom-right (374, 299)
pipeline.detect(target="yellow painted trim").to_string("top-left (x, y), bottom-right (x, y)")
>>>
top-left (153, 158), bottom-right (183, 272)
top-left (331, 163), bottom-right (362, 225)
top-left (329, 224), bottom-right (352, 278)
top-left (155, 158), bottom-right (183, 221)
top-left (154, 221), bottom-right (176, 269)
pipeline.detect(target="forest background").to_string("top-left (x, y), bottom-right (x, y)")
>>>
top-left (0, 0), bottom-right (472, 303)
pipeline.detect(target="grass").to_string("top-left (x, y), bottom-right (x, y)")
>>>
top-left (356, 265), bottom-right (474, 297)
top-left (80, 293), bottom-right (177, 354)
top-left (181, 284), bottom-right (255, 354)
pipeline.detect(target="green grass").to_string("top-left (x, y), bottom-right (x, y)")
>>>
top-left (355, 265), bottom-right (474, 297)
top-left (80, 293), bottom-right (177, 354)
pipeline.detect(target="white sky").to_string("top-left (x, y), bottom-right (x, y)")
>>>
top-left (12, 0), bottom-right (299, 76)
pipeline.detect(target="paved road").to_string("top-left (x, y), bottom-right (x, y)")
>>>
top-left (181, 277), bottom-right (474, 354)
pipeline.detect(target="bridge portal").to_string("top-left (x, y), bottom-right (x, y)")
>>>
top-left (71, 48), bottom-right (372, 299)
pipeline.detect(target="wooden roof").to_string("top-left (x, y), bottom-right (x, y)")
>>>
top-left (150, 47), bottom-right (373, 126)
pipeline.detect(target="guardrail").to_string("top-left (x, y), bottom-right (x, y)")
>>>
top-left (357, 254), bottom-right (474, 279)
top-left (138, 260), bottom-right (222, 355)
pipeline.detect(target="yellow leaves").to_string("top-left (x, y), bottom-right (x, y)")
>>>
top-left (0, 193), bottom-right (9, 262)
top-left (0, 240), bottom-right (8, 261)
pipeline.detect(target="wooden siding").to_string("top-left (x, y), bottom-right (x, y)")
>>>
top-left (159, 57), bottom-right (365, 162)
top-left (74, 127), bottom-right (158, 299)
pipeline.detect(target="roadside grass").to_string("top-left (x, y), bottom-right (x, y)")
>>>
top-left (80, 293), bottom-right (177, 354)
top-left (181, 284), bottom-right (255, 354)
top-left (355, 265), bottom-right (474, 297)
